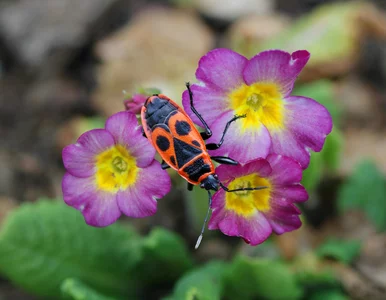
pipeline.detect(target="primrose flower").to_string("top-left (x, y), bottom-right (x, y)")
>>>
top-left (123, 87), bottom-right (161, 114)
top-left (62, 111), bottom-right (171, 226)
top-left (208, 154), bottom-right (308, 245)
top-left (182, 49), bottom-right (332, 168)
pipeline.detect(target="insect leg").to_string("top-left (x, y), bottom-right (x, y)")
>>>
top-left (219, 182), bottom-right (267, 193)
top-left (161, 160), bottom-right (170, 170)
top-left (205, 114), bottom-right (246, 150)
top-left (210, 156), bottom-right (238, 165)
top-left (141, 127), bottom-right (147, 138)
top-left (186, 82), bottom-right (212, 140)
top-left (195, 190), bottom-right (212, 250)
top-left (187, 182), bottom-right (194, 191)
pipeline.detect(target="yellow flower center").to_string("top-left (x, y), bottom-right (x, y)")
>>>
top-left (225, 174), bottom-right (271, 216)
top-left (229, 83), bottom-right (284, 132)
top-left (95, 145), bottom-right (138, 193)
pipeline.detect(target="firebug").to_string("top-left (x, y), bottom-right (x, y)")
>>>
top-left (141, 83), bottom-right (266, 248)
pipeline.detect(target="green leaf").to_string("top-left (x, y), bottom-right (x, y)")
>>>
top-left (321, 128), bottom-right (343, 171)
top-left (61, 278), bottom-right (117, 300)
top-left (309, 289), bottom-right (348, 300)
top-left (224, 256), bottom-right (303, 300)
top-left (293, 80), bottom-right (341, 127)
top-left (137, 227), bottom-right (194, 285)
top-left (301, 152), bottom-right (323, 192)
top-left (0, 200), bottom-right (141, 298)
top-left (337, 160), bottom-right (386, 231)
top-left (167, 261), bottom-right (226, 300)
top-left (316, 239), bottom-right (361, 264)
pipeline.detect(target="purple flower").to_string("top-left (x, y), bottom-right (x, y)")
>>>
top-left (208, 154), bottom-right (308, 246)
top-left (123, 87), bottom-right (161, 114)
top-left (124, 93), bottom-right (147, 114)
top-left (62, 111), bottom-right (171, 227)
top-left (182, 49), bottom-right (333, 168)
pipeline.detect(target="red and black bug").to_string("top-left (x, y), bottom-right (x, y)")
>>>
top-left (141, 83), bottom-right (266, 248)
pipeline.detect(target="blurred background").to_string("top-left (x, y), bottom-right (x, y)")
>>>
top-left (1, 0), bottom-right (386, 299)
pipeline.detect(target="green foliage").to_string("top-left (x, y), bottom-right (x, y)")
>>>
top-left (321, 128), bottom-right (343, 172)
top-left (61, 278), bottom-right (117, 300)
top-left (137, 227), bottom-right (194, 285)
top-left (0, 200), bottom-right (141, 298)
top-left (337, 160), bottom-right (386, 231)
top-left (302, 152), bottom-right (323, 192)
top-left (223, 256), bottom-right (303, 300)
top-left (166, 261), bottom-right (226, 300)
top-left (316, 239), bottom-right (361, 264)
top-left (301, 128), bottom-right (343, 191)
top-left (309, 289), bottom-right (348, 300)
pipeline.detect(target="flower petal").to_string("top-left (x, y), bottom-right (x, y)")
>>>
top-left (62, 173), bottom-right (95, 209)
top-left (215, 159), bottom-right (272, 183)
top-left (117, 160), bottom-right (171, 218)
top-left (182, 84), bottom-right (231, 126)
top-left (265, 195), bottom-right (302, 234)
top-left (105, 111), bottom-right (156, 168)
top-left (266, 154), bottom-right (303, 184)
top-left (243, 50), bottom-right (310, 97)
top-left (196, 48), bottom-right (248, 92)
top-left (270, 96), bottom-right (333, 168)
top-left (62, 129), bottom-right (114, 177)
top-left (271, 184), bottom-right (308, 203)
top-left (62, 173), bottom-right (121, 226)
top-left (206, 111), bottom-right (272, 163)
top-left (209, 189), bottom-right (272, 246)
top-left (82, 192), bottom-right (121, 227)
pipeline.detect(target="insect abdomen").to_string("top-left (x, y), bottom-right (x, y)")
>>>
top-left (181, 154), bottom-right (214, 183)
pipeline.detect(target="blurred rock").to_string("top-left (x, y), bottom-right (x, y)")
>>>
top-left (274, 224), bottom-right (310, 260)
top-left (340, 128), bottom-right (386, 176)
top-left (0, 196), bottom-right (18, 226)
top-left (25, 77), bottom-right (88, 114)
top-left (193, 0), bottom-right (273, 22)
top-left (93, 7), bottom-right (214, 117)
top-left (56, 116), bottom-right (105, 150)
top-left (0, 151), bottom-right (14, 197)
top-left (335, 77), bottom-right (380, 125)
top-left (227, 14), bottom-right (290, 56)
top-left (357, 234), bottom-right (386, 290)
top-left (0, 0), bottom-right (124, 73)
top-left (333, 262), bottom-right (386, 300)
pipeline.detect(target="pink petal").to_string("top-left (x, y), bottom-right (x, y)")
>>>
top-left (206, 111), bottom-right (272, 164)
top-left (82, 192), bottom-right (121, 227)
top-left (62, 173), bottom-right (121, 226)
top-left (196, 48), bottom-right (248, 92)
top-left (105, 111), bottom-right (156, 168)
top-left (270, 96), bottom-right (333, 169)
top-left (266, 154), bottom-right (303, 184)
top-left (62, 173), bottom-right (96, 209)
top-left (208, 189), bottom-right (272, 246)
top-left (265, 196), bottom-right (303, 235)
top-left (271, 184), bottom-right (308, 203)
top-left (215, 159), bottom-right (272, 183)
top-left (62, 129), bottom-right (114, 177)
top-left (243, 50), bottom-right (310, 97)
top-left (182, 84), bottom-right (231, 127)
top-left (117, 160), bottom-right (171, 218)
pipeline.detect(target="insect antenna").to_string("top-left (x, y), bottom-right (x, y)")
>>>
top-left (219, 182), bottom-right (267, 193)
top-left (195, 190), bottom-right (212, 250)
